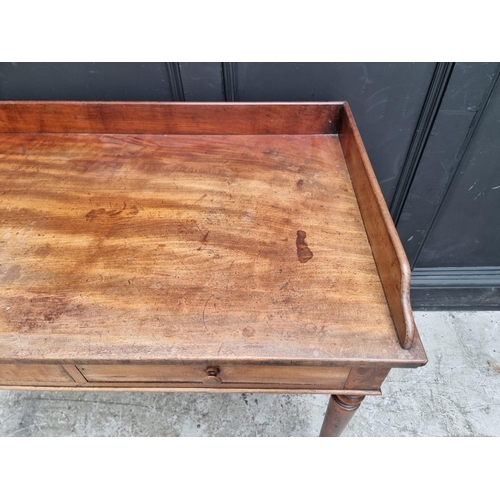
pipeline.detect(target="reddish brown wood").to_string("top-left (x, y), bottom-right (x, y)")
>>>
top-left (76, 363), bottom-right (350, 387)
top-left (344, 367), bottom-right (391, 391)
top-left (0, 385), bottom-right (380, 395)
top-left (0, 363), bottom-right (75, 386)
top-left (62, 364), bottom-right (88, 384)
top-left (340, 103), bottom-right (419, 350)
top-left (0, 102), bottom-right (427, 436)
top-left (0, 130), bottom-right (425, 366)
top-left (0, 101), bottom-right (341, 135)
top-left (320, 395), bottom-right (365, 437)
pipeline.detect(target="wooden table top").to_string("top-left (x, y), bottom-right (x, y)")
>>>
top-left (0, 130), bottom-right (425, 366)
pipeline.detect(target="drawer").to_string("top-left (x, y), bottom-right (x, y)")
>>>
top-left (77, 364), bottom-right (350, 388)
top-left (0, 364), bottom-right (74, 386)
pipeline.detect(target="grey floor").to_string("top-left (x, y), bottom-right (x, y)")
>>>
top-left (0, 311), bottom-right (499, 437)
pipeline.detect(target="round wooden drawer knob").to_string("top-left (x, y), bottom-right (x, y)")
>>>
top-left (203, 366), bottom-right (222, 385)
top-left (202, 375), bottom-right (222, 385)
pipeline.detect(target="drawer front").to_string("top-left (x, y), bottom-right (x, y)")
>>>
top-left (0, 364), bottom-right (74, 385)
top-left (77, 364), bottom-right (350, 388)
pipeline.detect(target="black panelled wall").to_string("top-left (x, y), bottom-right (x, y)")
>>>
top-left (1, 62), bottom-right (499, 309)
top-left (0, 63), bottom-right (172, 100)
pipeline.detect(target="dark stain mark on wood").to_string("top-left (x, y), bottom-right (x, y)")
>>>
top-left (296, 179), bottom-right (304, 188)
top-left (305, 323), bottom-right (318, 333)
top-left (242, 326), bottom-right (255, 338)
top-left (86, 203), bottom-right (137, 221)
top-left (86, 208), bottom-right (107, 221)
top-left (488, 360), bottom-right (500, 373)
top-left (8, 294), bottom-right (85, 329)
top-left (201, 231), bottom-right (209, 243)
top-left (35, 243), bottom-right (53, 257)
top-left (107, 202), bottom-right (127, 217)
top-left (296, 230), bottom-right (313, 263)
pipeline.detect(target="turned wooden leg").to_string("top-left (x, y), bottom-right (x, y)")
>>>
top-left (320, 395), bottom-right (365, 437)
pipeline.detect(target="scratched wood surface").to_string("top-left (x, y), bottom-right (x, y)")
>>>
top-left (0, 132), bottom-right (425, 365)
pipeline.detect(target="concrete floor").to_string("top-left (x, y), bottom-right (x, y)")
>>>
top-left (0, 311), bottom-right (499, 436)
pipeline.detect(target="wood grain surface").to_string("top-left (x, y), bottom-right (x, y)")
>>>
top-left (0, 130), bottom-right (425, 365)
top-left (0, 363), bottom-right (75, 385)
top-left (0, 101), bottom-right (341, 135)
top-left (320, 394), bottom-right (365, 437)
top-left (340, 103), bottom-right (419, 349)
top-left (0, 385), bottom-right (381, 395)
top-left (77, 364), bottom-right (350, 386)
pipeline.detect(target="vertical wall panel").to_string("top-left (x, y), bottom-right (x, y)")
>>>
top-left (179, 63), bottom-right (224, 101)
top-left (416, 76), bottom-right (500, 267)
top-left (398, 63), bottom-right (499, 266)
top-left (0, 63), bottom-right (171, 101)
